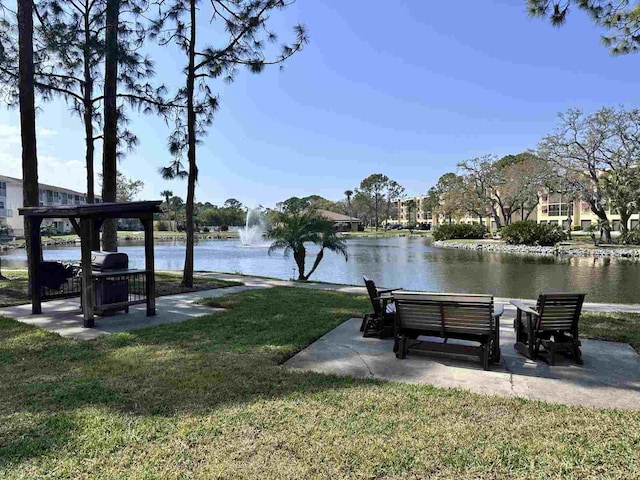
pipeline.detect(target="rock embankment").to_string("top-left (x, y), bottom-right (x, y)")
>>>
top-left (433, 241), bottom-right (640, 259)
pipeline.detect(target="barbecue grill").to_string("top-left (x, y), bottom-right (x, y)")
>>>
top-left (91, 251), bottom-right (129, 272)
top-left (91, 251), bottom-right (130, 314)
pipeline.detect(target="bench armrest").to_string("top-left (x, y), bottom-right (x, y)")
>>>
top-left (510, 300), bottom-right (538, 317)
top-left (493, 303), bottom-right (504, 318)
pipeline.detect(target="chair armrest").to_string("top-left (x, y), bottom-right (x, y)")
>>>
top-left (493, 303), bottom-right (504, 318)
top-left (377, 288), bottom-right (403, 295)
top-left (510, 300), bottom-right (538, 317)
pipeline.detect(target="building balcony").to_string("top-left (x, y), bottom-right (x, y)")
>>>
top-left (0, 208), bottom-right (13, 218)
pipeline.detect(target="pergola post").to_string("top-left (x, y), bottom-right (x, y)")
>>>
top-left (28, 217), bottom-right (42, 314)
top-left (142, 216), bottom-right (156, 316)
top-left (80, 217), bottom-right (95, 327)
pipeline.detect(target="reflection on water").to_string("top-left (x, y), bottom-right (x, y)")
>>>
top-left (1, 236), bottom-right (638, 303)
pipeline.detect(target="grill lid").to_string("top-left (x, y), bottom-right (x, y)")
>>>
top-left (91, 251), bottom-right (129, 271)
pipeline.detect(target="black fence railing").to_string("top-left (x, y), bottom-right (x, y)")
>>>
top-left (40, 264), bottom-right (148, 315)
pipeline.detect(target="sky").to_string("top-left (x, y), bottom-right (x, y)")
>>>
top-left (1, 0), bottom-right (640, 208)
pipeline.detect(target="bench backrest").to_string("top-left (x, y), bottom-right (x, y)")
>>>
top-left (363, 276), bottom-right (383, 316)
top-left (536, 293), bottom-right (585, 332)
top-left (394, 291), bottom-right (494, 337)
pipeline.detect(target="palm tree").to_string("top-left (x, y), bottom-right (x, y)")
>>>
top-left (160, 190), bottom-right (173, 227)
top-left (344, 190), bottom-right (353, 218)
top-left (170, 196), bottom-right (184, 230)
top-left (267, 208), bottom-right (348, 281)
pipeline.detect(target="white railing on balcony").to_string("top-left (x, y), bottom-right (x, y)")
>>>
top-left (0, 208), bottom-right (13, 218)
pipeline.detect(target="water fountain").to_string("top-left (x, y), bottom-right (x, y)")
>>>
top-left (238, 208), bottom-right (267, 246)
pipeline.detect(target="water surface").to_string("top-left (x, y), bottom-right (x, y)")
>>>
top-left (1, 236), bottom-right (638, 303)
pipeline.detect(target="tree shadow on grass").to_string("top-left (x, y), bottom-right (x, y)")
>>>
top-left (0, 287), bottom-right (378, 468)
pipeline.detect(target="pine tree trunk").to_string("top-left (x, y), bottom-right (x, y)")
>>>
top-left (83, 12), bottom-right (99, 249)
top-left (182, 0), bottom-right (197, 288)
top-left (101, 0), bottom-right (119, 252)
top-left (17, 0), bottom-right (39, 295)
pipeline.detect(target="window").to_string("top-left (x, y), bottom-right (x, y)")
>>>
top-left (547, 204), bottom-right (570, 217)
top-left (581, 220), bottom-right (592, 231)
top-left (0, 182), bottom-right (6, 197)
top-left (46, 190), bottom-right (53, 203)
top-left (61, 193), bottom-right (68, 205)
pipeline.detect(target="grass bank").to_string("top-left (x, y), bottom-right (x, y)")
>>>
top-left (0, 270), bottom-right (242, 308)
top-left (1, 287), bottom-right (639, 478)
top-left (342, 228), bottom-right (432, 238)
top-left (581, 311), bottom-right (640, 353)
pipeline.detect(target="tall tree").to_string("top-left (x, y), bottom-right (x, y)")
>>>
top-left (160, 189), bottom-right (173, 224)
top-left (383, 180), bottom-right (404, 230)
top-left (538, 107), bottom-right (640, 243)
top-left (527, 1), bottom-right (640, 54)
top-left (16, 0), bottom-right (39, 299)
top-left (101, 0), bottom-right (120, 251)
top-left (154, 0), bottom-right (307, 287)
top-left (603, 168), bottom-right (640, 238)
top-left (433, 172), bottom-right (466, 224)
top-left (344, 189), bottom-right (353, 218)
top-left (359, 173), bottom-right (389, 231)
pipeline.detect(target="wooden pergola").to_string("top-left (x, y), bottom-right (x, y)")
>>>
top-left (19, 201), bottom-right (162, 327)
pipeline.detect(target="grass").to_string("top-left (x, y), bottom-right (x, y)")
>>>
top-left (0, 270), bottom-right (242, 307)
top-left (581, 312), bottom-right (640, 353)
top-left (1, 287), bottom-right (640, 478)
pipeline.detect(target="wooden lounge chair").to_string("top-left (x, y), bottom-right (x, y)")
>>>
top-left (393, 292), bottom-right (503, 370)
top-left (360, 276), bottom-right (401, 338)
top-left (511, 293), bottom-right (586, 365)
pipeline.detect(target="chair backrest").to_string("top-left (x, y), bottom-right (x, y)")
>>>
top-left (394, 291), bottom-right (494, 337)
top-left (363, 276), bottom-right (382, 316)
top-left (536, 293), bottom-right (586, 332)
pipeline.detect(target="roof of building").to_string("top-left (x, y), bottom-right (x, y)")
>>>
top-left (317, 209), bottom-right (362, 223)
top-left (0, 174), bottom-right (92, 197)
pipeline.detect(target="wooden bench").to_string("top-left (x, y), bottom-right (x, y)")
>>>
top-left (511, 293), bottom-right (586, 365)
top-left (393, 292), bottom-right (503, 370)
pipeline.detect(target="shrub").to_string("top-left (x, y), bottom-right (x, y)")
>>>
top-left (220, 224), bottom-right (229, 232)
top-left (622, 230), bottom-right (640, 245)
top-left (572, 225), bottom-right (582, 232)
top-left (156, 220), bottom-right (170, 231)
top-left (201, 226), bottom-right (210, 233)
top-left (501, 221), bottom-right (566, 246)
top-left (432, 223), bottom-right (487, 241)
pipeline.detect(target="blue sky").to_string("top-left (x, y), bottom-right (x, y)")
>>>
top-left (1, 0), bottom-right (640, 207)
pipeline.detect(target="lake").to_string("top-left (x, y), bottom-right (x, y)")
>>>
top-left (1, 236), bottom-right (638, 304)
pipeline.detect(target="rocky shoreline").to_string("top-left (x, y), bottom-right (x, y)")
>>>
top-left (433, 240), bottom-right (640, 259)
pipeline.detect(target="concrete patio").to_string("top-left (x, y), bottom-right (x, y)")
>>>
top-left (285, 315), bottom-right (640, 410)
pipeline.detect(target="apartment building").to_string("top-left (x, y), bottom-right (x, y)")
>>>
top-left (537, 191), bottom-right (639, 231)
top-left (0, 175), bottom-right (98, 236)
top-left (396, 195), bottom-right (433, 226)
top-left (396, 193), bottom-right (538, 230)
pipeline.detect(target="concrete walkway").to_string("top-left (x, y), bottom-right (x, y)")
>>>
top-left (285, 317), bottom-right (640, 410)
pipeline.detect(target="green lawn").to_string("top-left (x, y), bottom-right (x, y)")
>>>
top-left (0, 271), bottom-right (241, 307)
top-left (1, 287), bottom-right (639, 479)
top-left (581, 312), bottom-right (640, 353)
